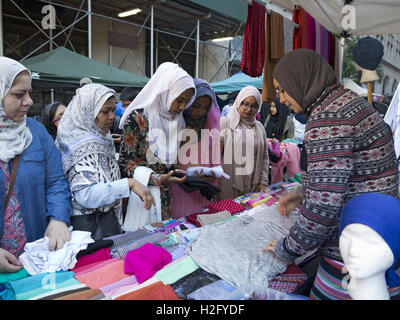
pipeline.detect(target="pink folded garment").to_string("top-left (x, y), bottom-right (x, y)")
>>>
top-left (100, 275), bottom-right (138, 296)
top-left (74, 248), bottom-right (111, 269)
top-left (124, 243), bottom-right (172, 284)
top-left (75, 258), bottom-right (129, 289)
top-left (73, 258), bottom-right (120, 276)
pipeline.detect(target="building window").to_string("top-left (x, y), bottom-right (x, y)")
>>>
top-left (392, 79), bottom-right (398, 94)
top-left (382, 76), bottom-right (389, 95)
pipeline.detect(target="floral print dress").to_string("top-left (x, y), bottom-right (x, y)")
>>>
top-left (0, 161), bottom-right (27, 257)
top-left (119, 112), bottom-right (176, 220)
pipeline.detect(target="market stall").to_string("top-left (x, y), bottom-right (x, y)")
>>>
top-left (0, 181), bottom-right (313, 301)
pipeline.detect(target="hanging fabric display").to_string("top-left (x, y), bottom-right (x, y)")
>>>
top-left (241, 0), bottom-right (266, 77)
top-left (262, 10), bottom-right (285, 103)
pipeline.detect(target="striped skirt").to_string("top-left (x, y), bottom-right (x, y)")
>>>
top-left (310, 256), bottom-right (400, 300)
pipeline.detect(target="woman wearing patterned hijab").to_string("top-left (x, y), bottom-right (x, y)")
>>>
top-left (264, 49), bottom-right (399, 300)
top-left (0, 57), bottom-right (72, 272)
top-left (56, 83), bottom-right (154, 240)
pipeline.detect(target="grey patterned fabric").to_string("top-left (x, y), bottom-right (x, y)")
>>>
top-left (187, 205), bottom-right (298, 288)
top-left (109, 232), bottom-right (168, 259)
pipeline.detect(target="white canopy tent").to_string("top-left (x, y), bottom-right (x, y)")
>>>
top-left (384, 82), bottom-right (400, 160)
top-left (258, 0), bottom-right (400, 82)
top-left (259, 0), bottom-right (400, 175)
top-left (261, 0), bottom-right (400, 36)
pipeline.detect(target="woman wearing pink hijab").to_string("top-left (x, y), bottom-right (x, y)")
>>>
top-left (218, 86), bottom-right (270, 200)
top-left (170, 79), bottom-right (221, 218)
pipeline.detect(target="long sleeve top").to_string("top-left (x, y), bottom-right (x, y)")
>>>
top-left (73, 178), bottom-right (130, 209)
top-left (0, 118), bottom-right (73, 242)
top-left (274, 85), bottom-right (399, 263)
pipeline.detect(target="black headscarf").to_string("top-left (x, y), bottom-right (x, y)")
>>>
top-left (272, 49), bottom-right (337, 115)
top-left (265, 98), bottom-right (290, 141)
top-left (41, 101), bottom-right (62, 140)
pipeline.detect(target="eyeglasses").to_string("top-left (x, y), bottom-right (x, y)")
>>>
top-left (240, 101), bottom-right (259, 111)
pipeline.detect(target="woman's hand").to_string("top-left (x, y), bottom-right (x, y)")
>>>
top-left (196, 169), bottom-right (217, 184)
top-left (44, 219), bottom-right (71, 251)
top-left (262, 239), bottom-right (278, 253)
top-left (128, 178), bottom-right (156, 210)
top-left (277, 190), bottom-right (303, 217)
top-left (158, 170), bottom-right (187, 184)
top-left (0, 248), bottom-right (22, 273)
top-left (258, 184), bottom-right (271, 194)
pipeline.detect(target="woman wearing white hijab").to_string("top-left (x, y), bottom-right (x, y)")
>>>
top-left (218, 86), bottom-right (270, 200)
top-left (0, 57), bottom-right (72, 273)
top-left (56, 83), bottom-right (155, 240)
top-left (119, 62), bottom-right (195, 220)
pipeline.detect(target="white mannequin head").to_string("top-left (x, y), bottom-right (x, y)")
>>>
top-left (339, 223), bottom-right (394, 300)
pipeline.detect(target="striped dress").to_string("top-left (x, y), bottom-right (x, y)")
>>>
top-left (274, 84), bottom-right (399, 299)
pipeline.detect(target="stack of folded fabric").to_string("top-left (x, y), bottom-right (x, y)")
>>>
top-left (115, 281), bottom-right (180, 300)
top-left (185, 199), bottom-right (246, 227)
top-left (108, 231), bottom-right (168, 259)
top-left (186, 279), bottom-right (238, 300)
top-left (2, 271), bottom-right (85, 300)
top-left (124, 243), bottom-right (172, 284)
top-left (267, 264), bottom-right (308, 293)
top-left (74, 248), bottom-right (112, 269)
top-left (196, 211), bottom-right (232, 226)
top-left (74, 258), bottom-right (129, 290)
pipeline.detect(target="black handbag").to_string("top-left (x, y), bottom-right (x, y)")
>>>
top-left (70, 209), bottom-right (122, 240)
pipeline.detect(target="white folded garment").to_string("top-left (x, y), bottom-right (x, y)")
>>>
top-left (19, 229), bottom-right (94, 275)
top-left (186, 165), bottom-right (230, 179)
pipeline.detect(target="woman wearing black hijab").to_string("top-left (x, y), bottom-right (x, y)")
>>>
top-left (41, 101), bottom-right (66, 140)
top-left (263, 98), bottom-right (294, 142)
top-left (262, 49), bottom-right (399, 300)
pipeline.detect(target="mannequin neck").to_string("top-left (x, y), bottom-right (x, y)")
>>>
top-left (360, 69), bottom-right (379, 83)
top-left (348, 273), bottom-right (390, 300)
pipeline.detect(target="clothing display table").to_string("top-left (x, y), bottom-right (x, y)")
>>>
top-left (0, 182), bottom-right (312, 300)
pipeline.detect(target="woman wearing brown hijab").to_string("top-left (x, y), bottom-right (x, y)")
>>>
top-left (263, 49), bottom-right (399, 300)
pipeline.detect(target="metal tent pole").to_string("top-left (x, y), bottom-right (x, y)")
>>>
top-left (196, 18), bottom-right (200, 78)
top-left (0, 0), bottom-right (3, 56)
top-left (109, 17), bottom-right (112, 66)
top-left (88, 0), bottom-right (92, 58)
top-left (150, 4), bottom-right (154, 76)
top-left (339, 36), bottom-right (346, 82)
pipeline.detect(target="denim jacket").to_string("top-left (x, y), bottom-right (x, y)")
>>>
top-left (0, 118), bottom-right (73, 242)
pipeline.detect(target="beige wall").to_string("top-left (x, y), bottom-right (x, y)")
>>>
top-left (92, 15), bottom-right (147, 77)
top-left (199, 40), bottom-right (231, 83)
top-left (91, 15), bottom-right (236, 84)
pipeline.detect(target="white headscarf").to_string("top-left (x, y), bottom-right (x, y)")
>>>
top-left (119, 62), bottom-right (195, 166)
top-left (226, 86), bottom-right (262, 130)
top-left (0, 57), bottom-right (33, 162)
top-left (56, 83), bottom-right (116, 173)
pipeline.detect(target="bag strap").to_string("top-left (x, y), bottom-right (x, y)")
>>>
top-left (4, 155), bottom-right (20, 212)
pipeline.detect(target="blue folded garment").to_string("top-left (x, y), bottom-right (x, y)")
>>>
top-left (4, 271), bottom-right (76, 300)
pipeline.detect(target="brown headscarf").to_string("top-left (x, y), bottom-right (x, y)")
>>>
top-left (272, 49), bottom-right (337, 113)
